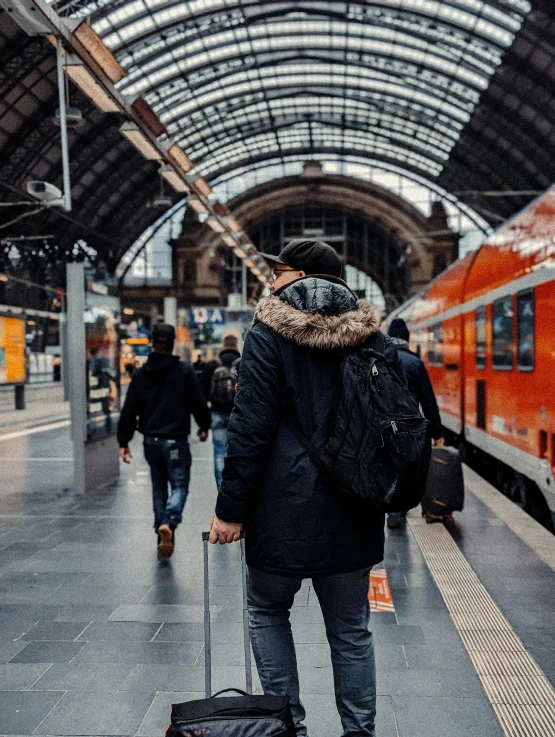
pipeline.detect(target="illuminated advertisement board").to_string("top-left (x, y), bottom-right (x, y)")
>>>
top-left (84, 283), bottom-right (121, 440)
top-left (0, 315), bottom-right (26, 385)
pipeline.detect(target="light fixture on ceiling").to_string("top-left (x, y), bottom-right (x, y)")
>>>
top-left (251, 267), bottom-right (261, 276)
top-left (168, 144), bottom-right (194, 174)
top-left (221, 233), bottom-right (236, 247)
top-left (74, 22), bottom-right (127, 84)
top-left (193, 177), bottom-right (211, 198)
top-left (244, 258), bottom-right (255, 268)
top-left (225, 217), bottom-right (241, 232)
top-left (159, 165), bottom-right (190, 193)
top-left (206, 216), bottom-right (225, 233)
top-left (0, 274), bottom-right (8, 283)
top-left (187, 196), bottom-right (209, 215)
top-left (64, 55), bottom-right (119, 112)
top-left (233, 247), bottom-right (247, 259)
top-left (120, 122), bottom-right (161, 160)
top-left (123, 307), bottom-right (134, 316)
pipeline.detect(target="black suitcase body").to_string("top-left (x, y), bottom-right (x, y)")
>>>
top-left (167, 533), bottom-right (295, 737)
top-left (421, 446), bottom-right (464, 515)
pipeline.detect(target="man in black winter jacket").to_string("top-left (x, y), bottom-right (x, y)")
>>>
top-left (118, 324), bottom-right (211, 558)
top-left (386, 318), bottom-right (444, 529)
top-left (208, 240), bottom-right (406, 737)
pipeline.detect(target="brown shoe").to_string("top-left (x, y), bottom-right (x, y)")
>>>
top-left (157, 524), bottom-right (174, 559)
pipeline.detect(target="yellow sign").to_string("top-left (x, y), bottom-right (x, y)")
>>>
top-left (0, 316), bottom-right (26, 385)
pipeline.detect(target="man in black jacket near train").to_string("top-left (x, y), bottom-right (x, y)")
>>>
top-left (208, 240), bottom-right (406, 737)
top-left (386, 318), bottom-right (444, 529)
top-left (118, 324), bottom-right (211, 558)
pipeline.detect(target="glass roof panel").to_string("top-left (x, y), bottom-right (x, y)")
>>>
top-left (48, 0), bottom-right (532, 189)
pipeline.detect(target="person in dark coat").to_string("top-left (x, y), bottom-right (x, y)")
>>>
top-left (118, 324), bottom-right (211, 558)
top-left (205, 334), bottom-right (242, 491)
top-left (386, 317), bottom-right (444, 529)
top-left (208, 239), bottom-right (406, 737)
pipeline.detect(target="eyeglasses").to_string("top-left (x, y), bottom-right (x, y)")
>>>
top-left (270, 267), bottom-right (297, 283)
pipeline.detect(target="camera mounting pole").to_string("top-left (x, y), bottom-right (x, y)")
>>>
top-left (56, 37), bottom-right (72, 212)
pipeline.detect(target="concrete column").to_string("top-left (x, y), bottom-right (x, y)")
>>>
top-left (66, 262), bottom-right (87, 496)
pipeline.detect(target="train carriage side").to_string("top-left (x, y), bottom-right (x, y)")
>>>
top-left (410, 255), bottom-right (475, 438)
top-left (461, 189), bottom-right (555, 529)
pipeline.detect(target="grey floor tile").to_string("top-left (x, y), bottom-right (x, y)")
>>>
top-left (10, 640), bottom-right (86, 663)
top-left (121, 664), bottom-right (206, 692)
top-left (70, 640), bottom-right (203, 664)
top-left (137, 691), bottom-right (203, 736)
top-left (517, 626), bottom-right (555, 651)
top-left (403, 643), bottom-right (476, 674)
top-left (371, 624), bottom-right (426, 646)
top-left (0, 690), bottom-right (64, 734)
top-left (153, 622), bottom-right (207, 641)
top-left (298, 666), bottom-right (335, 694)
top-left (109, 604), bottom-right (205, 623)
top-left (54, 604), bottom-right (120, 621)
top-left (22, 621), bottom-right (90, 641)
top-left (378, 667), bottom-right (484, 697)
top-left (0, 663), bottom-right (51, 690)
top-left (528, 647), bottom-right (555, 686)
top-left (34, 689), bottom-right (156, 736)
top-left (31, 663), bottom-right (134, 691)
top-left (76, 622), bottom-right (162, 641)
top-left (375, 694), bottom-right (399, 737)
top-left (291, 622), bottom-right (329, 643)
top-left (392, 695), bottom-right (504, 737)
top-left (0, 639), bottom-right (29, 664)
top-left (303, 693), bottom-right (342, 737)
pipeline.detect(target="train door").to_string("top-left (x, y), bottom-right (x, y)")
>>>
top-left (441, 315), bottom-right (463, 433)
top-left (463, 305), bottom-right (486, 431)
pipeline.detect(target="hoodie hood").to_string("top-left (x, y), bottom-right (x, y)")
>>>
top-left (255, 277), bottom-right (380, 350)
top-left (219, 348), bottom-right (241, 367)
top-left (144, 353), bottom-right (180, 373)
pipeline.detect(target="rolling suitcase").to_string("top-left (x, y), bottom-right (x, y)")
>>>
top-left (421, 446), bottom-right (464, 523)
top-left (166, 532), bottom-right (295, 737)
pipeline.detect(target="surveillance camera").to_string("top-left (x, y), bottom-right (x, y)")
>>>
top-left (26, 181), bottom-right (63, 206)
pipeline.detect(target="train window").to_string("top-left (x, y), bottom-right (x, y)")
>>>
top-left (517, 289), bottom-right (534, 372)
top-left (476, 306), bottom-right (486, 369)
top-left (492, 296), bottom-right (514, 370)
top-left (427, 324), bottom-right (443, 366)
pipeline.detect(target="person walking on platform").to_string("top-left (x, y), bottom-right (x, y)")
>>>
top-left (118, 323), bottom-right (211, 559)
top-left (386, 317), bottom-right (444, 529)
top-left (206, 335), bottom-right (241, 491)
top-left (208, 239), bottom-right (406, 737)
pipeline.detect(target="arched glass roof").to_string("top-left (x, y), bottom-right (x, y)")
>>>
top-left (48, 0), bottom-right (531, 188)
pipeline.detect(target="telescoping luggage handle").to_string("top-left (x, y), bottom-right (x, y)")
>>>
top-left (201, 530), bottom-right (253, 699)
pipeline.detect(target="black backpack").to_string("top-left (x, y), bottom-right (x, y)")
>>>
top-left (289, 333), bottom-right (431, 512)
top-left (209, 358), bottom-right (240, 406)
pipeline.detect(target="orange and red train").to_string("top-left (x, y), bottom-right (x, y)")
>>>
top-left (390, 186), bottom-right (555, 530)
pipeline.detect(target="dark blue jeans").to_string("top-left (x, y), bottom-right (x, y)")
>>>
top-left (211, 411), bottom-right (231, 491)
top-left (248, 567), bottom-right (376, 737)
top-left (143, 437), bottom-right (192, 531)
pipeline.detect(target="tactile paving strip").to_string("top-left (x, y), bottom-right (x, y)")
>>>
top-left (408, 516), bottom-right (555, 737)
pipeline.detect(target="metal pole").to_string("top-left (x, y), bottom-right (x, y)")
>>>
top-left (56, 38), bottom-right (72, 212)
top-left (241, 261), bottom-right (247, 307)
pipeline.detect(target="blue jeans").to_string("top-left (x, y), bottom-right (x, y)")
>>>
top-left (143, 437), bottom-right (192, 530)
top-left (248, 567), bottom-right (376, 737)
top-left (211, 411), bottom-right (231, 491)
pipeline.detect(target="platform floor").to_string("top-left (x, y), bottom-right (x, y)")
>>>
top-left (0, 423), bottom-right (554, 737)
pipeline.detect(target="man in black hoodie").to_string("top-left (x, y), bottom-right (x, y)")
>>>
top-left (118, 324), bottom-right (211, 558)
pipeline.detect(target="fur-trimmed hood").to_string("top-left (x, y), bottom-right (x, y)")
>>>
top-left (255, 277), bottom-right (380, 350)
